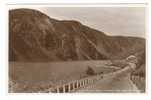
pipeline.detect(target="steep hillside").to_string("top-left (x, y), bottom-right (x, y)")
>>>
top-left (9, 8), bottom-right (145, 62)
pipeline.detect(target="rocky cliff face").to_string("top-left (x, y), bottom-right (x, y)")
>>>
top-left (9, 8), bottom-right (145, 62)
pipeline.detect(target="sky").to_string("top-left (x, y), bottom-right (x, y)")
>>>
top-left (26, 7), bottom-right (146, 38)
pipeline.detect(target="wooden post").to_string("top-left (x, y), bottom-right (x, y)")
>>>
top-left (81, 81), bottom-right (83, 87)
top-left (76, 81), bottom-right (79, 88)
top-left (84, 80), bottom-right (86, 86)
top-left (80, 81), bottom-right (82, 87)
top-left (87, 79), bottom-right (89, 84)
top-left (73, 82), bottom-right (75, 90)
top-left (56, 87), bottom-right (60, 93)
top-left (83, 80), bottom-right (85, 86)
top-left (63, 85), bottom-right (66, 93)
top-left (82, 80), bottom-right (84, 87)
top-left (68, 83), bottom-right (71, 92)
top-left (82, 80), bottom-right (84, 86)
top-left (84, 80), bottom-right (86, 85)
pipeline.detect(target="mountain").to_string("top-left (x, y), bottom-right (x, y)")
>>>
top-left (9, 8), bottom-right (145, 63)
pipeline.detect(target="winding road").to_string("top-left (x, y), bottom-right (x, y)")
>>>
top-left (75, 63), bottom-right (140, 93)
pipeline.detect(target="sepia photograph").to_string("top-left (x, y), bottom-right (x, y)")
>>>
top-left (9, 6), bottom-right (146, 93)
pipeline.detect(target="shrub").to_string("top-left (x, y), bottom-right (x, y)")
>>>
top-left (86, 66), bottom-right (95, 75)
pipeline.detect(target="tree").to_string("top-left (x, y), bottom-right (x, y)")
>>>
top-left (86, 66), bottom-right (95, 75)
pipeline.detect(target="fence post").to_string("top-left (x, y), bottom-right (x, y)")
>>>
top-left (52, 74), bottom-right (106, 93)
top-left (83, 79), bottom-right (85, 86)
top-left (63, 85), bottom-right (66, 93)
top-left (56, 87), bottom-right (60, 93)
top-left (81, 80), bottom-right (83, 86)
top-left (82, 80), bottom-right (84, 86)
top-left (68, 83), bottom-right (71, 92)
top-left (84, 80), bottom-right (86, 85)
top-left (72, 82), bottom-right (75, 90)
top-left (80, 81), bottom-right (82, 87)
top-left (87, 79), bottom-right (89, 84)
top-left (76, 81), bottom-right (79, 88)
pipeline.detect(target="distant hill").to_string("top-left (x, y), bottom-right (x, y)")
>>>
top-left (9, 8), bottom-right (145, 63)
